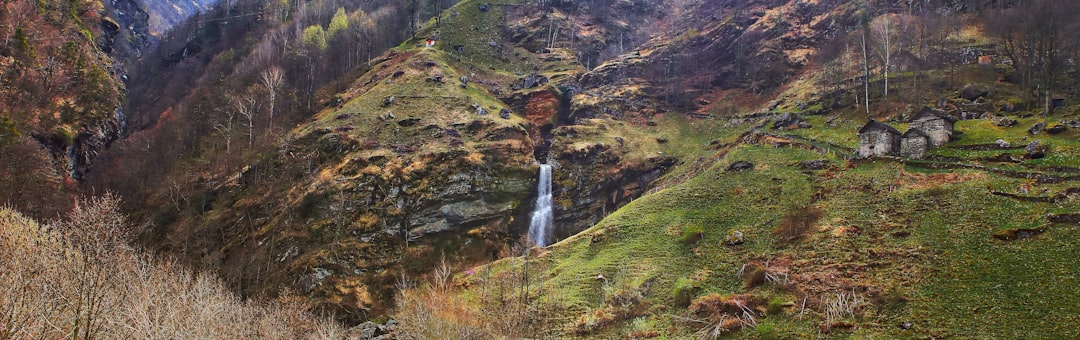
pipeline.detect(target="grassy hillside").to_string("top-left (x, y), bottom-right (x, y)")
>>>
top-left (404, 112), bottom-right (1080, 337)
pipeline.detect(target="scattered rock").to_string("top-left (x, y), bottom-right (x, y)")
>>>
top-left (334, 113), bottom-right (351, 120)
top-left (427, 74), bottom-right (444, 83)
top-left (1028, 121), bottom-right (1045, 135)
top-left (391, 70), bottom-right (405, 78)
top-left (378, 111), bottom-right (396, 120)
top-left (995, 116), bottom-right (1017, 127)
top-left (656, 137), bottom-right (668, 144)
top-left (1025, 140), bottom-right (1047, 159)
top-left (471, 104), bottom-right (488, 116)
top-left (1046, 124), bottom-right (1067, 134)
top-left (725, 230), bottom-right (744, 246)
top-left (900, 321), bottom-right (913, 330)
top-left (799, 159), bottom-right (830, 170)
top-left (478, 4), bottom-right (490, 12)
top-left (498, 108), bottom-right (511, 119)
top-left (520, 73), bottom-right (549, 89)
top-left (992, 226), bottom-right (1046, 241)
top-left (382, 96), bottom-right (396, 107)
top-left (957, 109), bottom-right (982, 120)
top-left (995, 139), bottom-right (1010, 148)
top-left (357, 322), bottom-right (389, 339)
top-left (459, 75), bottom-right (469, 85)
top-left (397, 117), bottom-right (421, 127)
top-left (727, 161), bottom-right (754, 172)
top-left (960, 85), bottom-right (989, 101)
top-left (772, 112), bottom-right (805, 130)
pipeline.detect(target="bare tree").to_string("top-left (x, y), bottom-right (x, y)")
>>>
top-left (260, 66), bottom-right (284, 133)
top-left (872, 14), bottom-right (895, 100)
top-left (233, 93), bottom-right (258, 149)
top-left (213, 106), bottom-right (236, 153)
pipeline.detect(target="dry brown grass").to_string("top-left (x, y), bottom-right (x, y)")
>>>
top-left (772, 206), bottom-right (824, 246)
top-left (0, 194), bottom-right (344, 339)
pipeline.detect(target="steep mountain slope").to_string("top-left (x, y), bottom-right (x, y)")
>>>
top-left (138, 0), bottom-right (217, 34)
top-left (0, 0), bottom-right (151, 217)
top-left (74, 0), bottom-right (1080, 335)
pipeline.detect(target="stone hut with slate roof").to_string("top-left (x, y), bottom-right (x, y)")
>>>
top-left (909, 107), bottom-right (956, 147)
top-left (858, 120), bottom-right (902, 158)
top-left (900, 128), bottom-right (930, 159)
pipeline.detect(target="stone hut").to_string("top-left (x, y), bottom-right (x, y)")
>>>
top-left (909, 107), bottom-right (955, 147)
top-left (900, 128), bottom-right (929, 159)
top-left (858, 120), bottom-right (902, 158)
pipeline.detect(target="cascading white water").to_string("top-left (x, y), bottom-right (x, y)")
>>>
top-left (528, 164), bottom-right (554, 247)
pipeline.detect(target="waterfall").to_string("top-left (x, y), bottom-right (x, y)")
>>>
top-left (528, 164), bottom-right (554, 247)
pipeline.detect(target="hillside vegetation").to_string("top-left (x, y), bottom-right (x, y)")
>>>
top-left (0, 195), bottom-right (348, 338)
top-left (4, 0), bottom-right (1077, 337)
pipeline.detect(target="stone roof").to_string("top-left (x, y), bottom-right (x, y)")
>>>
top-left (910, 106), bottom-right (956, 123)
top-left (858, 120), bottom-right (902, 135)
top-left (903, 128), bottom-right (929, 138)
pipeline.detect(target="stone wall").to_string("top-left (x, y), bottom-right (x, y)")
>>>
top-left (910, 118), bottom-right (952, 146)
top-left (900, 135), bottom-right (928, 159)
top-left (859, 130), bottom-right (899, 157)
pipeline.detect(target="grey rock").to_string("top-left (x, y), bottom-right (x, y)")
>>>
top-left (1028, 122), bottom-right (1046, 135)
top-left (1046, 124), bottom-right (1067, 134)
top-left (960, 85), bottom-right (989, 101)
top-left (727, 161), bottom-right (754, 172)
top-left (995, 116), bottom-right (1017, 127)
top-left (1026, 140), bottom-right (1047, 159)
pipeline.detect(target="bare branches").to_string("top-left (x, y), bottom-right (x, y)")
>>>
top-left (0, 198), bottom-right (344, 338)
top-left (260, 66), bottom-right (284, 133)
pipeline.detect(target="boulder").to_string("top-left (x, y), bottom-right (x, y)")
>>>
top-left (1063, 119), bottom-right (1080, 128)
top-left (382, 96), bottom-right (395, 107)
top-left (771, 112), bottom-right (804, 130)
top-left (995, 139), bottom-right (1010, 148)
top-left (727, 161), bottom-right (754, 172)
top-left (397, 117), bottom-right (421, 127)
top-left (1028, 122), bottom-right (1046, 135)
top-left (1046, 124), bottom-right (1067, 134)
top-left (725, 230), bottom-right (745, 246)
top-left (498, 108), bottom-right (511, 119)
top-left (520, 73), bottom-right (549, 89)
top-left (471, 104), bottom-right (488, 116)
top-left (1025, 140), bottom-right (1047, 159)
top-left (994, 116), bottom-right (1017, 127)
top-left (960, 85), bottom-right (989, 101)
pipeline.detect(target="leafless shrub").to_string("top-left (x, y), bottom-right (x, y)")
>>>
top-left (0, 195), bottom-right (345, 339)
top-left (823, 289), bottom-right (865, 331)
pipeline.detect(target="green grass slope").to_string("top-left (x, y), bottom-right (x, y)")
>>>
top-left (439, 118), bottom-right (1080, 338)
